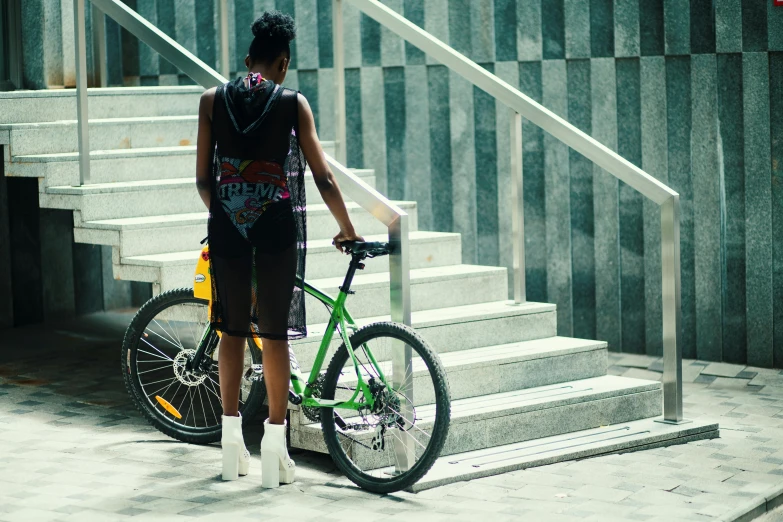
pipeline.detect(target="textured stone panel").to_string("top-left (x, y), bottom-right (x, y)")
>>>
top-left (449, 70), bottom-right (477, 264)
top-left (690, 0), bottom-right (716, 54)
top-left (565, 0), bottom-right (591, 59)
top-left (384, 66), bottom-right (406, 201)
top-left (447, 0), bottom-right (471, 57)
top-left (743, 52), bottom-right (773, 367)
top-left (403, 0), bottom-right (426, 64)
top-left (590, 0), bottom-right (614, 57)
top-left (717, 53), bottom-right (746, 363)
top-left (494, 0), bottom-right (517, 62)
top-left (567, 59), bottom-right (595, 340)
top-left (664, 0), bottom-right (690, 55)
top-left (474, 67), bottom-right (499, 267)
top-left (294, 0), bottom-right (319, 70)
top-left (428, 65), bottom-right (452, 233)
top-left (345, 68), bottom-right (364, 168)
top-left (640, 56), bottom-right (667, 357)
top-left (771, 52), bottom-right (783, 367)
top-left (404, 65), bottom-right (433, 230)
top-left (424, 0), bottom-right (449, 65)
top-left (616, 58), bottom-right (645, 353)
top-left (542, 60), bottom-right (572, 336)
top-left (380, 0), bottom-right (404, 67)
top-left (517, 0), bottom-right (542, 61)
top-left (519, 61), bottom-right (546, 304)
top-left (592, 57), bottom-right (621, 351)
top-left (361, 66), bottom-right (388, 193)
top-left (639, 0), bottom-right (664, 56)
top-left (470, 0), bottom-right (495, 63)
top-left (542, 0), bottom-right (566, 59)
top-left (715, 0), bottom-right (742, 53)
top-left (360, 13), bottom-right (381, 67)
top-left (691, 54), bottom-right (722, 362)
top-left (317, 0), bottom-right (333, 68)
top-left (741, 0), bottom-right (768, 52)
top-left (614, 0), bottom-right (640, 57)
top-left (665, 56), bottom-right (695, 359)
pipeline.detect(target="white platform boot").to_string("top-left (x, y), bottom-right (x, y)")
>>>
top-left (261, 419), bottom-right (296, 488)
top-left (221, 413), bottom-right (251, 481)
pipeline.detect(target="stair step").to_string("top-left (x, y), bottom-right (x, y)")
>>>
top-left (76, 204), bottom-right (416, 254)
top-left (119, 261), bottom-right (507, 318)
top-left (103, 230), bottom-right (459, 277)
top-left (0, 86), bottom-right (204, 124)
top-left (2, 117), bottom-right (337, 159)
top-left (290, 375), bottom-right (664, 464)
top-left (293, 300), bottom-right (557, 359)
top-left (46, 175), bottom-right (415, 226)
top-left (300, 337), bottom-right (607, 406)
top-left (0, 115), bottom-right (198, 156)
top-left (9, 144), bottom-right (345, 189)
top-left (409, 418), bottom-right (719, 492)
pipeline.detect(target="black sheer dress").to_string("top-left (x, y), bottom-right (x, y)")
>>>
top-left (207, 75), bottom-right (307, 340)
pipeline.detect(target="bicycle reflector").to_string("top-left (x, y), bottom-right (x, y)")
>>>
top-left (155, 395), bottom-right (183, 419)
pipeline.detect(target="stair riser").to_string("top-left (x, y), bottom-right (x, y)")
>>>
top-left (312, 348), bottom-right (608, 410)
top-left (140, 265), bottom-right (507, 318)
top-left (9, 155), bottom-right (196, 187)
top-left (7, 119), bottom-right (198, 156)
top-left (0, 89), bottom-right (203, 124)
top-left (288, 309), bottom-right (558, 374)
top-left (290, 389), bottom-right (663, 466)
top-left (47, 189), bottom-right (415, 234)
top-left (11, 159), bottom-right (366, 196)
top-left (8, 122), bottom-right (338, 158)
top-left (108, 230), bottom-right (458, 273)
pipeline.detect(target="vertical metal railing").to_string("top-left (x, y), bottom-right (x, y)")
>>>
top-left (336, 0), bottom-right (686, 423)
top-left (218, 0), bottom-right (230, 79)
top-left (332, 0), bottom-right (348, 165)
top-left (74, 0), bottom-right (91, 184)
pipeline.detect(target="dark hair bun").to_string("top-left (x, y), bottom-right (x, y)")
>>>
top-left (248, 11), bottom-right (296, 64)
top-left (251, 11), bottom-right (296, 43)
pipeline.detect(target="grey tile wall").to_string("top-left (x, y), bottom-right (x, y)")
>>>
top-left (20, 0), bottom-right (783, 365)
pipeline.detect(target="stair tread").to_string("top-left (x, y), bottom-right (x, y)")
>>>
top-left (409, 417), bottom-right (719, 492)
top-left (299, 375), bottom-right (660, 430)
top-left (341, 337), bottom-right (606, 378)
top-left (0, 115), bottom-right (198, 131)
top-left (299, 300), bottom-right (556, 339)
top-left (117, 230), bottom-right (459, 265)
top-left (80, 200), bottom-right (414, 231)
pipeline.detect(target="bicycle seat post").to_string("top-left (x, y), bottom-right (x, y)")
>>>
top-left (339, 252), bottom-right (365, 295)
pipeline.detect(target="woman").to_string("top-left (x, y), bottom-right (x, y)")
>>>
top-left (194, 11), bottom-right (362, 488)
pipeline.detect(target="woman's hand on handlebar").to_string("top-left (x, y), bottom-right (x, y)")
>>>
top-left (333, 229), bottom-right (364, 254)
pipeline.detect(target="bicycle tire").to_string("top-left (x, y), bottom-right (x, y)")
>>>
top-left (320, 322), bottom-right (450, 493)
top-left (121, 287), bottom-right (266, 444)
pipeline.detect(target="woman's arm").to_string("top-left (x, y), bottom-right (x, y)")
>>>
top-left (297, 93), bottom-right (362, 252)
top-left (195, 87), bottom-right (217, 210)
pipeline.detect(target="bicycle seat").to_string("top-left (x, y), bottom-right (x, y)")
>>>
top-left (341, 241), bottom-right (392, 258)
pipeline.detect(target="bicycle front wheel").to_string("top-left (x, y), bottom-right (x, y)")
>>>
top-left (121, 288), bottom-right (266, 444)
top-left (320, 322), bottom-right (451, 493)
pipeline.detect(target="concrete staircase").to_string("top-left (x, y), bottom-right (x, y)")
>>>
top-left (0, 86), bottom-right (718, 490)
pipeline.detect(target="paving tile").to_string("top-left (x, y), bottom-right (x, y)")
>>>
top-left (701, 362), bottom-right (747, 377)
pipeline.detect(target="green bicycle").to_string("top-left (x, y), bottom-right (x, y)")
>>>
top-left (121, 241), bottom-right (451, 492)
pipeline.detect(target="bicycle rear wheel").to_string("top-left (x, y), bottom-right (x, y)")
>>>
top-left (122, 288), bottom-right (266, 444)
top-left (320, 322), bottom-right (450, 493)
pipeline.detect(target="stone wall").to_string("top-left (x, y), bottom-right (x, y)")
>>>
top-left (17, 0), bottom-right (783, 365)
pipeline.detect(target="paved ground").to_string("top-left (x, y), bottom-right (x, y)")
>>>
top-left (2, 312), bottom-right (783, 521)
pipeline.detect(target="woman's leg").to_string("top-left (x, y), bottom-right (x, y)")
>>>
top-left (210, 254), bottom-right (252, 417)
top-left (261, 338), bottom-right (290, 424)
top-left (218, 334), bottom-right (246, 417)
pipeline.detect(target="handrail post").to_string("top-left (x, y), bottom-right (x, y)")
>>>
top-left (332, 0), bottom-right (347, 164)
top-left (510, 111), bottom-right (526, 304)
top-left (74, 0), bottom-right (91, 184)
top-left (389, 213), bottom-right (414, 471)
top-left (218, 0), bottom-right (230, 80)
top-left (92, 3), bottom-right (107, 87)
top-left (659, 195), bottom-right (685, 423)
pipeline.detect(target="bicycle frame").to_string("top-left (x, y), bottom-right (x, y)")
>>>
top-left (192, 246), bottom-right (390, 414)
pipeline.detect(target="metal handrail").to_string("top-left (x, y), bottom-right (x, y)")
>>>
top-left (72, 0), bottom-right (411, 330)
top-left (334, 0), bottom-right (684, 424)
